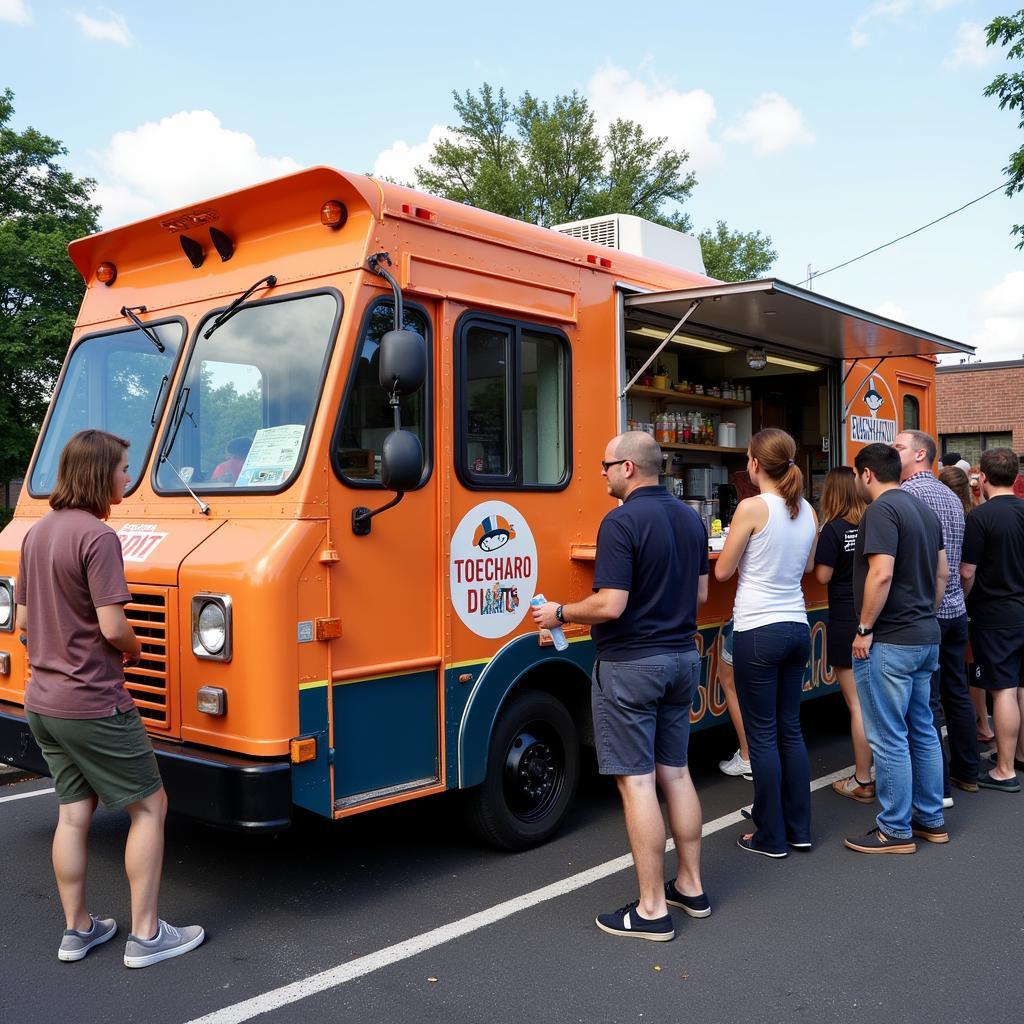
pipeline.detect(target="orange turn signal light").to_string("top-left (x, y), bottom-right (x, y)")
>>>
top-left (96, 262), bottom-right (117, 285)
top-left (320, 200), bottom-right (348, 229)
top-left (290, 736), bottom-right (317, 764)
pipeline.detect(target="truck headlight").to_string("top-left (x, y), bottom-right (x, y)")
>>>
top-left (0, 578), bottom-right (14, 632)
top-left (191, 593), bottom-right (232, 661)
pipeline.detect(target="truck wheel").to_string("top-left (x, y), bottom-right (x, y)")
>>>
top-left (467, 689), bottom-right (579, 851)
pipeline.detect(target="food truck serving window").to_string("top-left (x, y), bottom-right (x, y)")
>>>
top-left (455, 314), bottom-right (571, 490)
top-left (155, 291), bottom-right (340, 494)
top-left (29, 319), bottom-right (185, 497)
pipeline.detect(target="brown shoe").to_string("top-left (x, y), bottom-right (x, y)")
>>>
top-left (949, 776), bottom-right (979, 793)
top-left (832, 774), bottom-right (876, 804)
top-left (911, 820), bottom-right (950, 843)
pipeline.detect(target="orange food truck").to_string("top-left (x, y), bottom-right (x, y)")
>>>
top-left (0, 167), bottom-right (971, 847)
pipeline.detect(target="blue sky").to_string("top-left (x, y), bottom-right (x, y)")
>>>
top-left (2, 0), bottom-right (1021, 361)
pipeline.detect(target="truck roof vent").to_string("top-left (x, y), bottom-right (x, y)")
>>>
top-left (551, 213), bottom-right (705, 275)
top-left (555, 216), bottom-right (619, 249)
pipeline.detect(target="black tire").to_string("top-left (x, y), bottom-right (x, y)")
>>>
top-left (467, 689), bottom-right (580, 851)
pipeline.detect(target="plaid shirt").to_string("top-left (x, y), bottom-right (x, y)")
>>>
top-left (900, 471), bottom-right (966, 619)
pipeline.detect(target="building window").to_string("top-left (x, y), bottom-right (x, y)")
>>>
top-left (902, 395), bottom-right (920, 431)
top-left (940, 432), bottom-right (1013, 468)
top-left (456, 314), bottom-right (571, 490)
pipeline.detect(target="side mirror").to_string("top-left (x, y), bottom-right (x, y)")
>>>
top-left (381, 429), bottom-right (423, 491)
top-left (379, 329), bottom-right (426, 397)
top-left (351, 429), bottom-right (424, 536)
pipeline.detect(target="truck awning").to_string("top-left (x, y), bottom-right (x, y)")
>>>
top-left (624, 278), bottom-right (974, 360)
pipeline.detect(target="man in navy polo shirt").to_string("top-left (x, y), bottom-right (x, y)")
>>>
top-left (532, 431), bottom-right (709, 942)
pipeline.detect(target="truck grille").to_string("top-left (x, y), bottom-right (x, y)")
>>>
top-left (125, 589), bottom-right (173, 731)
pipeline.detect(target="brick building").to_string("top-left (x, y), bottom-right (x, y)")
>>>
top-left (936, 359), bottom-right (1024, 465)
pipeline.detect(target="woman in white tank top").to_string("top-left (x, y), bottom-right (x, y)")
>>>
top-left (715, 428), bottom-right (818, 857)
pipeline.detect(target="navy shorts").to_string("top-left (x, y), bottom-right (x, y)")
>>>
top-left (970, 625), bottom-right (1024, 690)
top-left (591, 650), bottom-right (700, 775)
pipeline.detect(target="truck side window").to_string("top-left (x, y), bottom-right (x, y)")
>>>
top-left (334, 300), bottom-right (431, 487)
top-left (456, 315), bottom-right (570, 490)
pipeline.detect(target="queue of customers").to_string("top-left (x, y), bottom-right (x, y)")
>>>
top-left (533, 428), bottom-right (1024, 941)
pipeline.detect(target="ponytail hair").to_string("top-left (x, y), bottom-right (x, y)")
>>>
top-left (750, 427), bottom-right (803, 519)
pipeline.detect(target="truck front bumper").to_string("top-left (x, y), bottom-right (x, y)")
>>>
top-left (0, 704), bottom-right (291, 832)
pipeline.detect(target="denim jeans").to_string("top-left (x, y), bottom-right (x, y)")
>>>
top-left (931, 614), bottom-right (978, 790)
top-left (854, 641), bottom-right (944, 838)
top-left (733, 621), bottom-right (811, 853)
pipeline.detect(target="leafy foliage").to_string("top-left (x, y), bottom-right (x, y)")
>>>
top-left (414, 84), bottom-right (774, 281)
top-left (984, 10), bottom-right (1024, 248)
top-left (0, 87), bottom-right (98, 506)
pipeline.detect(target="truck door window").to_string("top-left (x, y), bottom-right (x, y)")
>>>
top-left (334, 300), bottom-right (431, 486)
top-left (155, 291), bottom-right (339, 493)
top-left (456, 315), bottom-right (571, 490)
top-left (29, 320), bottom-right (184, 496)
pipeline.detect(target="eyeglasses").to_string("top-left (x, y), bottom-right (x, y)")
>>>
top-left (601, 459), bottom-right (629, 472)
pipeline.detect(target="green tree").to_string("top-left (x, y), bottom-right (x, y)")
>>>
top-left (415, 84), bottom-right (774, 282)
top-left (698, 221), bottom-right (778, 281)
top-left (0, 87), bottom-right (98, 520)
top-left (985, 10), bottom-right (1024, 248)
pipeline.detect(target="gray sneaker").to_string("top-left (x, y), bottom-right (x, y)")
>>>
top-left (123, 919), bottom-right (205, 968)
top-left (58, 914), bottom-right (117, 961)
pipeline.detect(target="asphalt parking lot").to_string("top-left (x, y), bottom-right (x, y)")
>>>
top-left (1, 695), bottom-right (1020, 1024)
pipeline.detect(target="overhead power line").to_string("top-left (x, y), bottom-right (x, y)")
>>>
top-left (800, 181), bottom-right (1011, 287)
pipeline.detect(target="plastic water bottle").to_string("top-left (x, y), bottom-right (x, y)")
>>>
top-left (531, 593), bottom-right (569, 651)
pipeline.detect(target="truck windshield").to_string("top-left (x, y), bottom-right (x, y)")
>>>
top-left (30, 320), bottom-right (185, 495)
top-left (155, 292), bottom-right (339, 493)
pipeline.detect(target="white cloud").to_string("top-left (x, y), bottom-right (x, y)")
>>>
top-left (586, 63), bottom-right (720, 176)
top-left (374, 124), bottom-right (454, 185)
top-left (873, 300), bottom-right (912, 323)
top-left (967, 271), bottom-right (1024, 361)
top-left (73, 7), bottom-right (133, 46)
top-left (851, 0), bottom-right (964, 47)
top-left (92, 110), bottom-right (301, 228)
top-left (851, 1), bottom-right (911, 47)
top-left (945, 22), bottom-right (1000, 70)
top-left (723, 93), bottom-right (814, 155)
top-left (0, 0), bottom-right (31, 24)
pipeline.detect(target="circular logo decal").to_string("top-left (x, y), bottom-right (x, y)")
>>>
top-left (450, 501), bottom-right (537, 638)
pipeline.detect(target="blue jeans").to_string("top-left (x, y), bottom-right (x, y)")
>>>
top-left (733, 622), bottom-right (811, 853)
top-left (854, 642), bottom-right (944, 838)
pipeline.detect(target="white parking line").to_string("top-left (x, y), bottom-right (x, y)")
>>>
top-left (184, 764), bottom-right (856, 1024)
top-left (0, 786), bottom-right (54, 804)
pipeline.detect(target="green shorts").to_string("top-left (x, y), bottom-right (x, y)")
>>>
top-left (26, 707), bottom-right (163, 810)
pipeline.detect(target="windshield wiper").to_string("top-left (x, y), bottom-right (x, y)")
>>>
top-left (149, 375), bottom-right (169, 426)
top-left (160, 386), bottom-right (209, 515)
top-left (203, 275), bottom-right (277, 340)
top-left (120, 305), bottom-right (166, 353)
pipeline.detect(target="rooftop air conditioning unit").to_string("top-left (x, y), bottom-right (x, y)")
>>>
top-left (552, 213), bottom-right (706, 275)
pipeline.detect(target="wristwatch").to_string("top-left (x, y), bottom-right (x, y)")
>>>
top-left (555, 605), bottom-right (565, 624)
top-left (856, 624), bottom-right (873, 637)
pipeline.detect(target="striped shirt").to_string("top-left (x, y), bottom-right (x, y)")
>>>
top-left (901, 471), bottom-right (966, 619)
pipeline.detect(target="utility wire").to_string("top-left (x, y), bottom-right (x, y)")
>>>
top-left (800, 181), bottom-right (1011, 287)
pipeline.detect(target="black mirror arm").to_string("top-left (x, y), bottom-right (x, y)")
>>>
top-left (367, 252), bottom-right (403, 331)
top-left (352, 492), bottom-right (405, 536)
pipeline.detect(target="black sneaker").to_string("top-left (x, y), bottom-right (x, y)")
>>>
top-left (595, 901), bottom-right (674, 941)
top-left (844, 826), bottom-right (916, 854)
top-left (977, 772), bottom-right (1021, 793)
top-left (664, 879), bottom-right (711, 918)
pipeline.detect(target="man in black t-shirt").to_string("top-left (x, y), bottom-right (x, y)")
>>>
top-left (844, 444), bottom-right (949, 855)
top-left (532, 431), bottom-right (709, 941)
top-left (960, 447), bottom-right (1024, 793)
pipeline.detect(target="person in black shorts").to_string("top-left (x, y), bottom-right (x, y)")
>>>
top-left (960, 447), bottom-right (1024, 793)
top-left (814, 467), bottom-right (874, 803)
top-left (532, 431), bottom-right (709, 941)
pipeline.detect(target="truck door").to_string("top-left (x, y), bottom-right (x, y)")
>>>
top-left (328, 298), bottom-right (443, 814)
